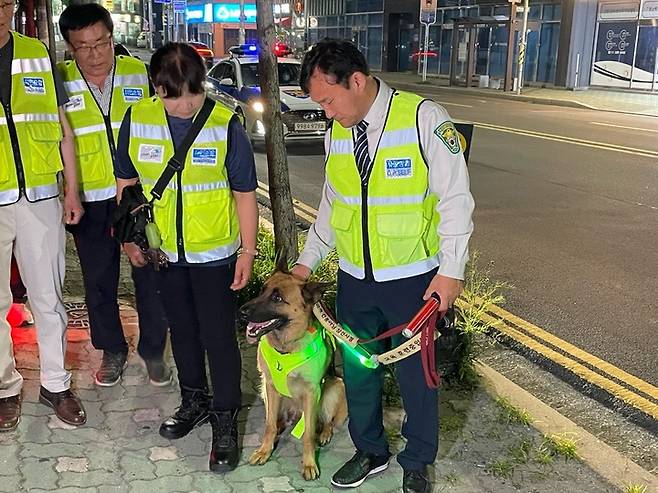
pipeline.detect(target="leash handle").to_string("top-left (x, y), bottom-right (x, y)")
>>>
top-left (402, 293), bottom-right (442, 339)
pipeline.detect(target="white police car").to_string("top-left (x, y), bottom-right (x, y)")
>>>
top-left (205, 47), bottom-right (327, 143)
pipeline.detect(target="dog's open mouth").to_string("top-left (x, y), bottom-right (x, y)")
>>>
top-left (245, 317), bottom-right (288, 344)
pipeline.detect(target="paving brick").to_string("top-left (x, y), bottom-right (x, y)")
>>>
top-left (148, 446), bottom-right (178, 461)
top-left (118, 451), bottom-right (157, 482)
top-left (58, 470), bottom-right (123, 488)
top-left (20, 457), bottom-right (58, 490)
top-left (128, 475), bottom-right (195, 493)
top-left (55, 457), bottom-right (89, 473)
top-left (0, 475), bottom-right (22, 492)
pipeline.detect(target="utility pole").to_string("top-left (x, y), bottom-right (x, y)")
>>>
top-left (515, 0), bottom-right (529, 94)
top-left (147, 0), bottom-right (153, 50)
top-left (255, 0), bottom-right (298, 265)
top-left (239, 0), bottom-right (246, 44)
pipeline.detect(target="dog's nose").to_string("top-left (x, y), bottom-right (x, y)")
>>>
top-left (237, 303), bottom-right (251, 321)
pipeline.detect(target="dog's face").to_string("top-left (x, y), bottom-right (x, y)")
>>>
top-left (239, 271), bottom-right (331, 348)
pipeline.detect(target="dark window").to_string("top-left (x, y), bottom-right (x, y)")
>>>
top-left (240, 63), bottom-right (302, 87)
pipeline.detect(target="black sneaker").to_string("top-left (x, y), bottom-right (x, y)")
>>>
top-left (403, 469), bottom-right (430, 493)
top-left (331, 450), bottom-right (390, 488)
top-left (94, 351), bottom-right (128, 387)
top-left (143, 357), bottom-right (172, 386)
top-left (159, 390), bottom-right (210, 440)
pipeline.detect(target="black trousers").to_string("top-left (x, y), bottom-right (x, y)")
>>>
top-left (336, 268), bottom-right (439, 472)
top-left (69, 199), bottom-right (168, 359)
top-left (10, 255), bottom-right (26, 303)
top-left (156, 262), bottom-right (241, 411)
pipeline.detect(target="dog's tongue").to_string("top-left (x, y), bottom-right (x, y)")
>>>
top-left (245, 320), bottom-right (273, 345)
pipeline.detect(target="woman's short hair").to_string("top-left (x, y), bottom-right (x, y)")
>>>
top-left (150, 43), bottom-right (206, 98)
top-left (299, 38), bottom-right (369, 94)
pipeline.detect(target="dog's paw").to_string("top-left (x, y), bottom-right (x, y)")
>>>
top-left (318, 427), bottom-right (333, 446)
top-left (249, 447), bottom-right (272, 465)
top-left (302, 461), bottom-right (320, 481)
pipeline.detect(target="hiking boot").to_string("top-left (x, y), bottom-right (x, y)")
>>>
top-left (94, 351), bottom-right (128, 387)
top-left (331, 450), bottom-right (390, 488)
top-left (209, 409), bottom-right (240, 473)
top-left (143, 357), bottom-right (172, 386)
top-left (159, 389), bottom-right (210, 440)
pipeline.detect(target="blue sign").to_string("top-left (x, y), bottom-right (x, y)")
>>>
top-left (173, 0), bottom-right (186, 12)
top-left (186, 2), bottom-right (256, 24)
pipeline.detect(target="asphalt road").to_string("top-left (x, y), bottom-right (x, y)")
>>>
top-left (253, 89), bottom-right (658, 389)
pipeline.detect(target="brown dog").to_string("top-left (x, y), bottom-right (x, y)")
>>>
top-left (239, 270), bottom-right (347, 480)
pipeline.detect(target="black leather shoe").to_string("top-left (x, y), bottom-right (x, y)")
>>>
top-left (159, 389), bottom-right (210, 440)
top-left (331, 450), bottom-right (390, 488)
top-left (403, 469), bottom-right (430, 493)
top-left (209, 409), bottom-right (239, 473)
top-left (0, 395), bottom-right (21, 432)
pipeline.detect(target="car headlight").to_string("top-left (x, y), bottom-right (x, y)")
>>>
top-left (252, 101), bottom-right (264, 113)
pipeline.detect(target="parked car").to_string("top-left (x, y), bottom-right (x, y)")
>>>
top-left (189, 41), bottom-right (215, 68)
top-left (205, 49), bottom-right (327, 143)
top-left (136, 31), bottom-right (148, 48)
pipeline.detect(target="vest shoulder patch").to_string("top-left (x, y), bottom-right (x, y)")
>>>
top-left (23, 77), bottom-right (46, 95)
top-left (434, 121), bottom-right (460, 154)
top-left (138, 144), bottom-right (164, 163)
top-left (123, 87), bottom-right (144, 103)
top-left (385, 158), bottom-right (413, 178)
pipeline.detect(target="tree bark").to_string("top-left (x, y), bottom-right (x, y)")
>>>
top-left (35, 0), bottom-right (48, 44)
top-left (255, 0), bottom-right (298, 265)
top-left (44, 0), bottom-right (56, 54)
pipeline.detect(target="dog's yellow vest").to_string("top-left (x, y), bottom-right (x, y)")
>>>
top-left (257, 324), bottom-right (334, 438)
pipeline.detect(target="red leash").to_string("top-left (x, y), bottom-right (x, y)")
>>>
top-left (359, 293), bottom-right (446, 389)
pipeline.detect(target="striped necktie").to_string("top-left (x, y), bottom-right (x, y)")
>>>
top-left (353, 120), bottom-right (371, 183)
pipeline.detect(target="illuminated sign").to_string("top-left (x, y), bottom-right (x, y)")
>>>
top-left (186, 2), bottom-right (257, 24)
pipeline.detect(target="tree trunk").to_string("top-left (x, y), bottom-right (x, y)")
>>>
top-left (255, 0), bottom-right (298, 265)
top-left (24, 0), bottom-right (36, 37)
top-left (44, 0), bottom-right (56, 54)
top-left (35, 0), bottom-right (48, 44)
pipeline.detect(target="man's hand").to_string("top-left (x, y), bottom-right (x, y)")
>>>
top-left (63, 191), bottom-right (84, 225)
top-left (291, 264), bottom-right (312, 281)
top-left (123, 242), bottom-right (148, 268)
top-left (423, 274), bottom-right (464, 311)
top-left (231, 253), bottom-right (255, 290)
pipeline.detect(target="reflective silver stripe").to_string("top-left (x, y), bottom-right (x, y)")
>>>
top-left (181, 181), bottom-right (228, 193)
top-left (114, 74), bottom-right (149, 86)
top-left (330, 138), bottom-right (352, 154)
top-left (11, 113), bottom-right (59, 123)
top-left (195, 126), bottom-right (228, 144)
top-left (161, 248), bottom-right (178, 263)
top-left (81, 184), bottom-right (116, 202)
top-left (378, 128), bottom-right (418, 149)
top-left (0, 189), bottom-right (20, 205)
top-left (74, 123), bottom-right (106, 136)
top-left (333, 192), bottom-right (361, 206)
top-left (63, 79), bottom-right (88, 93)
top-left (11, 56), bottom-right (51, 75)
top-left (24, 183), bottom-right (59, 201)
top-left (338, 258), bottom-right (365, 279)
top-left (373, 256), bottom-right (439, 282)
top-left (0, 117), bottom-right (6, 125)
top-left (111, 121), bottom-right (123, 130)
top-left (184, 237), bottom-right (241, 263)
top-left (131, 122), bottom-right (169, 140)
top-left (367, 194), bottom-right (426, 206)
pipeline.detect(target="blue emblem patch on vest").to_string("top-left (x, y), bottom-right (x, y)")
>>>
top-left (123, 87), bottom-right (144, 103)
top-left (385, 158), bottom-right (413, 178)
top-left (23, 77), bottom-right (45, 94)
top-left (191, 148), bottom-right (218, 166)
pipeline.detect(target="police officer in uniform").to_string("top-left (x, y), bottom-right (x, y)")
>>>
top-left (291, 40), bottom-right (475, 493)
top-left (114, 43), bottom-right (258, 472)
top-left (0, 1), bottom-right (87, 430)
top-left (57, 4), bottom-right (170, 387)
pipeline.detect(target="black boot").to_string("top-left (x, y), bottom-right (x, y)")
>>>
top-left (159, 388), bottom-right (210, 440)
top-left (209, 409), bottom-right (240, 473)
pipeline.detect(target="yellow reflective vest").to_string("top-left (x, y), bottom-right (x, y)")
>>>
top-left (0, 31), bottom-right (62, 206)
top-left (58, 55), bottom-right (149, 202)
top-left (326, 90), bottom-right (440, 281)
top-left (128, 96), bottom-right (240, 263)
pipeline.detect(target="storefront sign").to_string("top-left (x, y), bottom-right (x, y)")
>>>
top-left (173, 0), bottom-right (186, 13)
top-left (186, 2), bottom-right (256, 24)
top-left (598, 2), bottom-right (639, 20)
top-left (641, 0), bottom-right (658, 18)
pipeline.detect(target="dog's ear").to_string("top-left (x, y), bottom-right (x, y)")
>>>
top-left (302, 281), bottom-right (333, 306)
top-left (275, 252), bottom-right (290, 274)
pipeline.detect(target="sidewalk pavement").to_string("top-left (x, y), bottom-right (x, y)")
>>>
top-left (376, 72), bottom-right (658, 118)
top-left (1, 239), bottom-right (656, 492)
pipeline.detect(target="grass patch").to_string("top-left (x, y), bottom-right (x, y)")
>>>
top-left (496, 397), bottom-right (533, 426)
top-left (508, 438), bottom-right (533, 464)
top-left (443, 471), bottom-right (459, 484)
top-left (486, 458), bottom-right (515, 479)
top-left (541, 433), bottom-right (579, 460)
top-left (624, 485), bottom-right (647, 493)
top-left (439, 413), bottom-right (466, 433)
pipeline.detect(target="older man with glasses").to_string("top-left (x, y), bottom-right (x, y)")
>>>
top-left (0, 0), bottom-right (86, 430)
top-left (57, 3), bottom-right (170, 389)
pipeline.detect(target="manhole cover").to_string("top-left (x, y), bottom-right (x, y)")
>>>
top-left (64, 301), bottom-right (90, 330)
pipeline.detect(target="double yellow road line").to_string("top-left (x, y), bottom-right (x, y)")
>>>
top-left (256, 179), bottom-right (658, 422)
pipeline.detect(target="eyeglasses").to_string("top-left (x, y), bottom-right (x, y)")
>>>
top-left (72, 37), bottom-right (113, 56)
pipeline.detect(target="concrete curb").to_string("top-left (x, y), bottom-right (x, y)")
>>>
top-left (476, 361), bottom-right (658, 492)
top-left (379, 77), bottom-right (658, 118)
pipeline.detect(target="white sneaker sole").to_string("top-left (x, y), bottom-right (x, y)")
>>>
top-left (94, 361), bottom-right (128, 387)
top-left (331, 461), bottom-right (389, 488)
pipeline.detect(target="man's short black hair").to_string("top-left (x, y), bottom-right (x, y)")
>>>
top-left (150, 43), bottom-right (206, 98)
top-left (59, 3), bottom-right (113, 43)
top-left (299, 38), bottom-right (369, 94)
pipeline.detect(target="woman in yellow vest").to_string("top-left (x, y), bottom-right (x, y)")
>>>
top-left (114, 43), bottom-right (258, 472)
